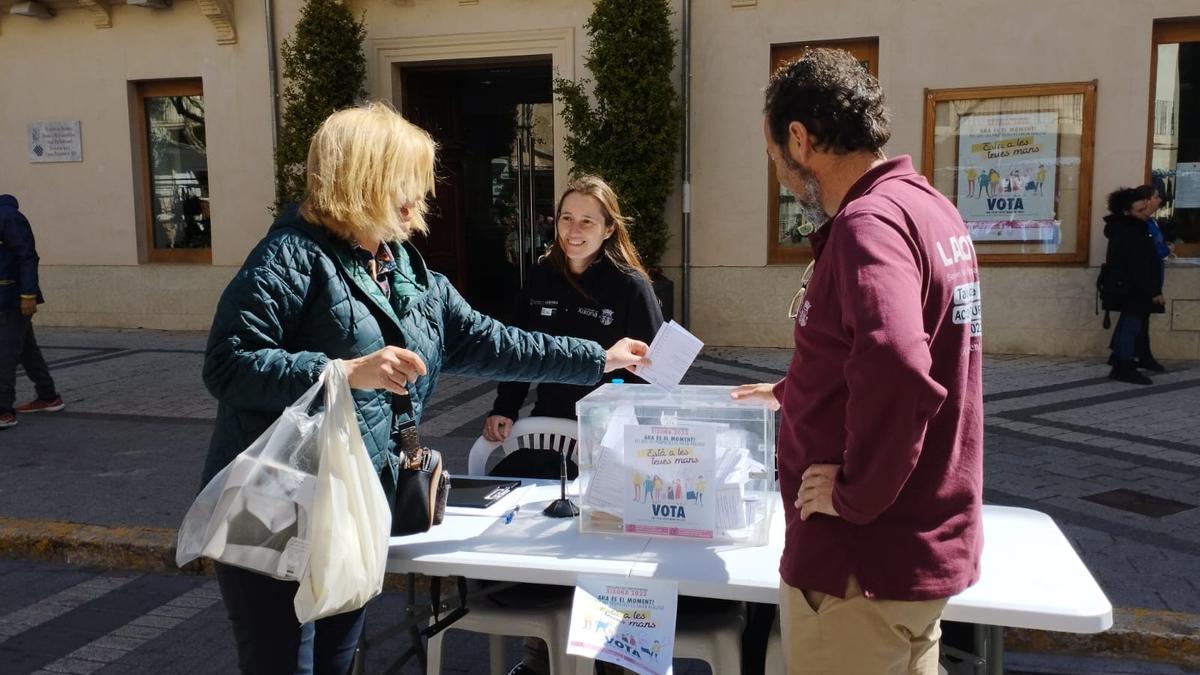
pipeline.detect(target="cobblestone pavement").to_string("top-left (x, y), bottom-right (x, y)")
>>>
top-left (0, 558), bottom-right (523, 675)
top-left (2, 328), bottom-right (1198, 673)
top-left (0, 558), bottom-right (1193, 675)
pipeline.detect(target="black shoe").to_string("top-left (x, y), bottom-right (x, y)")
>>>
top-left (1109, 361), bottom-right (1152, 385)
top-left (506, 662), bottom-right (543, 675)
top-left (1106, 353), bottom-right (1117, 367)
top-left (1137, 358), bottom-right (1166, 372)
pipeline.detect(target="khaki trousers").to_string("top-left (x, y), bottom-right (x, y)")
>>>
top-left (779, 576), bottom-right (948, 675)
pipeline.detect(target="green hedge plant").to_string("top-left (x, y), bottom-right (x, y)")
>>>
top-left (274, 0), bottom-right (367, 212)
top-left (554, 0), bottom-right (682, 274)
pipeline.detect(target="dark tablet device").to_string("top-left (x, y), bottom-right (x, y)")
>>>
top-left (446, 477), bottom-right (522, 508)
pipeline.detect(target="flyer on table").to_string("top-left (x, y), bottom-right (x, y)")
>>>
top-left (567, 574), bottom-right (679, 675)
top-left (624, 424), bottom-right (716, 538)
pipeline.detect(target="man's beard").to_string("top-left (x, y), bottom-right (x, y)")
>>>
top-left (784, 152), bottom-right (830, 229)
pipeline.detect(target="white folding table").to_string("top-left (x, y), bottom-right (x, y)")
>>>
top-left (387, 482), bottom-right (1112, 674)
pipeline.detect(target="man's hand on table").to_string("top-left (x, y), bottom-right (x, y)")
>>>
top-left (797, 464), bottom-right (840, 521)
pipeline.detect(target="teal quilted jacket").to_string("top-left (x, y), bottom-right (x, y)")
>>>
top-left (201, 207), bottom-right (606, 498)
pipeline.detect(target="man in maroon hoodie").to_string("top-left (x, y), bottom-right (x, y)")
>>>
top-left (733, 49), bottom-right (983, 674)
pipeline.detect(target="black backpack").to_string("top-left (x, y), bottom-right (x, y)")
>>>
top-left (1095, 263), bottom-right (1128, 328)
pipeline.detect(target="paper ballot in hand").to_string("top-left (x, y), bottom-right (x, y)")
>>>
top-left (637, 320), bottom-right (703, 392)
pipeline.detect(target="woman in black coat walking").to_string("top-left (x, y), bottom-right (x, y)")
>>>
top-left (1102, 187), bottom-right (1166, 385)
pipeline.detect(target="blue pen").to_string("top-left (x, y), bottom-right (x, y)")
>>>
top-left (503, 505), bottom-right (520, 524)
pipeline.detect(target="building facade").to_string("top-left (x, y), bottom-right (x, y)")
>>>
top-left (1, 0), bottom-right (1198, 357)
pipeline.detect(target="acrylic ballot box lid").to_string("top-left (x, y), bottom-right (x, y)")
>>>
top-left (575, 384), bottom-right (777, 545)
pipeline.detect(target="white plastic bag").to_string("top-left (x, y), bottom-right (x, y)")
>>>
top-left (176, 373), bottom-right (325, 581)
top-left (176, 360), bottom-right (391, 623)
top-left (293, 361), bottom-right (391, 622)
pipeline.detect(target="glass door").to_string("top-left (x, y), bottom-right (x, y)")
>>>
top-left (494, 102), bottom-right (556, 294)
top-left (401, 63), bottom-right (554, 320)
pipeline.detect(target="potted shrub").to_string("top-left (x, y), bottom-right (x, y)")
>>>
top-left (274, 0), bottom-right (367, 212)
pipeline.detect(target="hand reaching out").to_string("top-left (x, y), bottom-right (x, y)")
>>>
top-left (730, 383), bottom-right (781, 411)
top-left (604, 337), bottom-right (650, 374)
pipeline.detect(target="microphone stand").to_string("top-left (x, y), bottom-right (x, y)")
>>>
top-left (542, 445), bottom-right (579, 518)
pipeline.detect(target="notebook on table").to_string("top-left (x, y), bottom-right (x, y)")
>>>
top-left (447, 477), bottom-right (523, 509)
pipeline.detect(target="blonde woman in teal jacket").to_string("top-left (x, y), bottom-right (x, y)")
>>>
top-left (202, 103), bottom-right (648, 675)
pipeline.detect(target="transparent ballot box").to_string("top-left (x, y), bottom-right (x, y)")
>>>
top-left (575, 384), bottom-right (777, 545)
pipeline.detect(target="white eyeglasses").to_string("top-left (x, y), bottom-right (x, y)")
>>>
top-left (787, 260), bottom-right (817, 320)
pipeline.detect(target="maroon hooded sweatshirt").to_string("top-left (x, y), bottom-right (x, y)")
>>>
top-left (772, 156), bottom-right (983, 601)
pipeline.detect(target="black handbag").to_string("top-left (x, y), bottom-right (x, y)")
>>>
top-left (390, 395), bottom-right (450, 536)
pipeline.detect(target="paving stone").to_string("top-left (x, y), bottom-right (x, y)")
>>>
top-left (0, 622), bottom-right (29, 637)
top-left (1042, 463), bottom-right (1105, 480)
top-left (128, 614), bottom-right (182, 630)
top-left (112, 625), bottom-right (163, 640)
top-left (88, 635), bottom-right (147, 652)
top-left (43, 658), bottom-right (105, 674)
top-left (1082, 436), bottom-right (1128, 449)
top-left (14, 605), bottom-right (71, 619)
top-left (66, 645), bottom-right (127, 664)
top-left (1150, 448), bottom-right (1200, 464)
top-left (169, 595), bottom-right (219, 609)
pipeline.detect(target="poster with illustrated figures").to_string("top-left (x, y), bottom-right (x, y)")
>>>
top-left (623, 425), bottom-right (716, 539)
top-left (567, 575), bottom-right (679, 675)
top-left (956, 111), bottom-right (1060, 242)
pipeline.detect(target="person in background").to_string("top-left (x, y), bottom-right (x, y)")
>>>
top-left (201, 102), bottom-right (649, 675)
top-left (1103, 186), bottom-right (1165, 385)
top-left (732, 48), bottom-right (984, 674)
top-left (482, 175), bottom-right (663, 449)
top-left (0, 194), bottom-right (65, 430)
top-left (1136, 183), bottom-right (1168, 372)
top-left (480, 175), bottom-right (663, 675)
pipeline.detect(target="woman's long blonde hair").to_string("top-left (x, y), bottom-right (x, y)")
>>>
top-left (543, 175), bottom-right (650, 284)
top-left (300, 102), bottom-right (437, 243)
